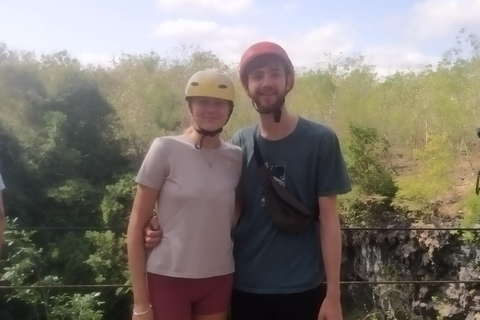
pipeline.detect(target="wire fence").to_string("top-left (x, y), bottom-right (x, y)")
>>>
top-left (2, 226), bottom-right (480, 290)
top-left (6, 227), bottom-right (480, 231)
top-left (2, 280), bottom-right (480, 290)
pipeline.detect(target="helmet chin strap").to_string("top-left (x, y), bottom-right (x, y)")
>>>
top-left (251, 95), bottom-right (285, 123)
top-left (273, 109), bottom-right (282, 123)
top-left (193, 127), bottom-right (223, 149)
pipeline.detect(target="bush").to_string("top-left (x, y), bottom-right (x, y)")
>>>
top-left (346, 124), bottom-right (398, 199)
top-left (339, 188), bottom-right (396, 227)
top-left (394, 133), bottom-right (454, 220)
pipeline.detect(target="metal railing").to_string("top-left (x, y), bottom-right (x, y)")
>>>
top-left (5, 227), bottom-right (480, 231)
top-left (2, 226), bottom-right (480, 290)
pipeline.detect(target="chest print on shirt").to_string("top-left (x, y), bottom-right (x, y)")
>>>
top-left (261, 163), bottom-right (285, 207)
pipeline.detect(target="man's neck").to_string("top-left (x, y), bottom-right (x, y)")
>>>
top-left (259, 108), bottom-right (298, 141)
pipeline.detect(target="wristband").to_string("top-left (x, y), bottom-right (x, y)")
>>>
top-left (133, 304), bottom-right (152, 316)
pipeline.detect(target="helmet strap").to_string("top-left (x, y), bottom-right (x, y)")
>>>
top-left (193, 127), bottom-right (223, 149)
top-left (251, 95), bottom-right (285, 123)
top-left (273, 109), bottom-right (282, 123)
top-left (251, 99), bottom-right (270, 114)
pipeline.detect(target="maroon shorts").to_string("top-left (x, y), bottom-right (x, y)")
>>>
top-left (147, 272), bottom-right (234, 320)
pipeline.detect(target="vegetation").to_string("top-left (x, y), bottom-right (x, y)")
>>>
top-left (1, 30), bottom-right (480, 319)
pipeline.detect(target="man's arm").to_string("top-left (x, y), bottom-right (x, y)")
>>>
top-left (233, 189), bottom-right (244, 226)
top-left (144, 216), bottom-right (162, 250)
top-left (318, 195), bottom-right (343, 320)
top-left (0, 191), bottom-right (5, 256)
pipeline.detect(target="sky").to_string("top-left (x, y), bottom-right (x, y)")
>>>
top-left (1, 0), bottom-right (480, 75)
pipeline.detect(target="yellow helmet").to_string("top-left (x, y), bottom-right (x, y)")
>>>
top-left (185, 69), bottom-right (235, 102)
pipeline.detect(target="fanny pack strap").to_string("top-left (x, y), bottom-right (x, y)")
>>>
top-left (476, 169), bottom-right (480, 195)
top-left (253, 126), bottom-right (265, 167)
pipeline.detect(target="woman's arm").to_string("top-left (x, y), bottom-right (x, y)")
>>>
top-left (127, 184), bottom-right (159, 317)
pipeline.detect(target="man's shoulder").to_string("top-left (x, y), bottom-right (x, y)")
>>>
top-left (298, 117), bottom-right (337, 140)
top-left (231, 125), bottom-right (257, 146)
top-left (233, 125), bottom-right (256, 137)
top-left (221, 140), bottom-right (242, 155)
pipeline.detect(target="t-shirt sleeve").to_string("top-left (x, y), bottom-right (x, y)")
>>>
top-left (231, 130), bottom-right (242, 147)
top-left (135, 138), bottom-right (169, 190)
top-left (316, 128), bottom-right (351, 196)
top-left (0, 173), bottom-right (5, 190)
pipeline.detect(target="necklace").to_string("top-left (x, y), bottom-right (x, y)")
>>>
top-left (200, 147), bottom-right (220, 167)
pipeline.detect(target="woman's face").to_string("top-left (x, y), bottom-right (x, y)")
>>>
top-left (190, 97), bottom-right (231, 132)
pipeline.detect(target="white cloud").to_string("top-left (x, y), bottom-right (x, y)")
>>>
top-left (408, 0), bottom-right (480, 40)
top-left (152, 20), bottom-right (356, 69)
top-left (281, 2), bottom-right (300, 11)
top-left (152, 19), bottom-right (256, 50)
top-left (154, 20), bottom-right (218, 38)
top-left (285, 24), bottom-right (355, 67)
top-left (361, 0), bottom-right (480, 74)
top-left (157, 0), bottom-right (254, 15)
top-left (381, 13), bottom-right (404, 30)
top-left (152, 19), bottom-right (444, 75)
top-left (362, 45), bottom-right (440, 76)
top-left (153, 19), bottom-right (258, 64)
top-left (76, 52), bottom-right (113, 67)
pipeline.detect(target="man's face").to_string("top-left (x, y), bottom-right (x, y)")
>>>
top-left (246, 62), bottom-right (291, 111)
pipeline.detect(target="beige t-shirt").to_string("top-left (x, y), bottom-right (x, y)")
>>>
top-left (136, 135), bottom-right (242, 278)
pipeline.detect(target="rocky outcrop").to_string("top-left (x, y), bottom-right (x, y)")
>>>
top-left (342, 224), bottom-right (480, 319)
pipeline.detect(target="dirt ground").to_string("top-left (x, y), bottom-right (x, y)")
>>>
top-left (389, 148), bottom-right (480, 219)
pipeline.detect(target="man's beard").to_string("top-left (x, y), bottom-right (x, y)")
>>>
top-left (252, 94), bottom-right (286, 114)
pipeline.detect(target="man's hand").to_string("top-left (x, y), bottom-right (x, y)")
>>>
top-left (318, 295), bottom-right (342, 320)
top-left (144, 217), bottom-right (162, 250)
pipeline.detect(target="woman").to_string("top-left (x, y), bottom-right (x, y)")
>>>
top-left (127, 69), bottom-right (242, 320)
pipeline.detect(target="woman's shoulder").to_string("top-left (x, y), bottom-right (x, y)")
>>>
top-left (221, 140), bottom-right (242, 154)
top-left (150, 134), bottom-right (190, 149)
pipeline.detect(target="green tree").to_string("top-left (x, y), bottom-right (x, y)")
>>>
top-left (395, 133), bottom-right (455, 216)
top-left (346, 124), bottom-right (398, 198)
top-left (1, 220), bottom-right (105, 320)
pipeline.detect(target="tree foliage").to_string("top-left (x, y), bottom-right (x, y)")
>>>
top-left (1, 30), bottom-right (480, 318)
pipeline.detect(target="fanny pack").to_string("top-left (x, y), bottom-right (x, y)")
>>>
top-left (253, 128), bottom-right (316, 235)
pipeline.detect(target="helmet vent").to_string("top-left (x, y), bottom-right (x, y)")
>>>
top-left (191, 82), bottom-right (199, 86)
top-left (218, 84), bottom-right (227, 89)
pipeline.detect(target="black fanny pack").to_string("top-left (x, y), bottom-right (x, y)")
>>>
top-left (253, 129), bottom-right (316, 235)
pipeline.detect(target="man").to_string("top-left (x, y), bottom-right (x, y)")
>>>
top-left (145, 42), bottom-right (351, 320)
top-left (0, 172), bottom-right (5, 256)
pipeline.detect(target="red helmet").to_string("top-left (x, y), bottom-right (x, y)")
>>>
top-left (239, 41), bottom-right (294, 89)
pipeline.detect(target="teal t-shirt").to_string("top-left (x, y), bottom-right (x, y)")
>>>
top-left (231, 117), bottom-right (351, 294)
